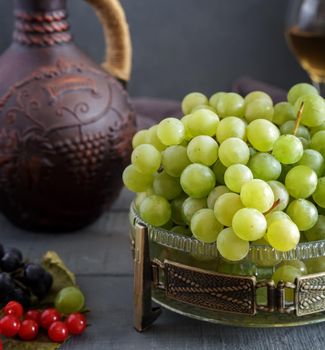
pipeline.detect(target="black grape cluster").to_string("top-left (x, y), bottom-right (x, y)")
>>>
top-left (0, 243), bottom-right (53, 307)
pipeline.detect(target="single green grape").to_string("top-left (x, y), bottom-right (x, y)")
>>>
top-left (272, 134), bottom-right (304, 164)
top-left (248, 153), bottom-right (282, 181)
top-left (272, 265), bottom-right (302, 301)
top-left (216, 93), bottom-right (245, 118)
top-left (55, 287), bottom-right (85, 315)
top-left (180, 163), bottom-right (216, 198)
top-left (209, 92), bottom-right (226, 109)
top-left (297, 149), bottom-right (324, 177)
top-left (182, 92), bottom-right (208, 114)
top-left (187, 135), bottom-right (219, 166)
top-left (294, 94), bottom-right (325, 127)
top-left (139, 195), bottom-right (171, 226)
top-left (217, 258), bottom-right (256, 276)
top-left (245, 100), bottom-right (274, 122)
top-left (272, 102), bottom-right (296, 125)
top-left (278, 260), bottom-right (307, 275)
top-left (305, 257), bottom-right (325, 274)
top-left (207, 185), bottom-right (230, 209)
top-left (131, 144), bottom-right (161, 174)
top-left (171, 196), bottom-right (187, 225)
top-left (280, 120), bottom-right (310, 140)
top-left (287, 83), bottom-right (318, 104)
top-left (310, 130), bottom-right (325, 158)
top-left (153, 171), bottom-right (182, 200)
top-left (157, 117), bottom-right (185, 145)
top-left (187, 109), bottom-right (219, 137)
top-left (181, 114), bottom-right (193, 141)
top-left (240, 179), bottom-right (274, 213)
top-left (122, 165), bottom-right (153, 193)
top-left (224, 164), bottom-right (253, 193)
top-left (182, 197), bottom-right (207, 224)
top-left (312, 177), bottom-right (325, 208)
top-left (132, 129), bottom-right (150, 149)
top-left (310, 122), bottom-right (325, 136)
top-left (147, 125), bottom-right (167, 151)
top-left (218, 137), bottom-right (250, 167)
top-left (245, 91), bottom-right (273, 105)
top-left (232, 208), bottom-right (267, 241)
top-left (216, 116), bottom-right (246, 143)
top-left (266, 211), bottom-right (290, 227)
top-left (267, 219), bottom-right (300, 252)
top-left (162, 145), bottom-right (191, 177)
top-left (170, 225), bottom-right (192, 237)
top-left (286, 199), bottom-right (318, 231)
top-left (304, 215), bottom-right (325, 241)
top-left (191, 208), bottom-right (223, 243)
top-left (246, 119), bottom-right (280, 152)
top-left (211, 159), bottom-right (227, 185)
top-left (191, 104), bottom-right (216, 113)
top-left (267, 181), bottom-right (289, 211)
top-left (285, 165), bottom-right (318, 199)
top-left (134, 189), bottom-right (153, 210)
top-left (214, 192), bottom-right (244, 227)
top-left (217, 227), bottom-right (250, 261)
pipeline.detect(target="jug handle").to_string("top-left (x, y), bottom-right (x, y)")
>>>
top-left (86, 0), bottom-right (132, 84)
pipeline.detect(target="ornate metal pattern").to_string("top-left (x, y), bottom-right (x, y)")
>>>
top-left (296, 272), bottom-right (325, 316)
top-left (163, 260), bottom-right (257, 315)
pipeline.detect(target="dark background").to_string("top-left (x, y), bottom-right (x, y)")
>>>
top-left (0, 0), bottom-right (308, 100)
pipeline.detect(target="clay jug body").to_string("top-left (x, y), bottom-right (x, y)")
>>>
top-left (0, 0), bottom-right (135, 231)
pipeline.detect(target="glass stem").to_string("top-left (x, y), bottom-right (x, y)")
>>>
top-left (312, 80), bottom-right (325, 98)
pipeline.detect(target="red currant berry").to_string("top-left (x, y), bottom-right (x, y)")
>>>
top-left (3, 301), bottom-right (23, 318)
top-left (40, 309), bottom-right (61, 329)
top-left (25, 310), bottom-right (41, 324)
top-left (48, 321), bottom-right (69, 343)
top-left (65, 313), bottom-right (87, 335)
top-left (18, 320), bottom-right (39, 341)
top-left (0, 315), bottom-right (21, 337)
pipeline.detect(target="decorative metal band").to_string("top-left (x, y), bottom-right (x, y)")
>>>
top-left (163, 260), bottom-right (257, 315)
top-left (13, 9), bottom-right (71, 47)
top-left (296, 273), bottom-right (325, 316)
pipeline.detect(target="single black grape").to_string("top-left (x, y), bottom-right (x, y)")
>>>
top-left (31, 272), bottom-right (53, 299)
top-left (8, 287), bottom-right (31, 308)
top-left (24, 263), bottom-right (46, 284)
top-left (5, 247), bottom-right (23, 261)
top-left (0, 253), bottom-right (21, 272)
top-left (0, 272), bottom-right (14, 296)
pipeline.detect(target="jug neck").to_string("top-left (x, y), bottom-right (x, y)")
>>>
top-left (13, 0), bottom-right (72, 47)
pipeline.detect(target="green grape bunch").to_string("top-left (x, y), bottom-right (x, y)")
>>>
top-left (123, 84), bottom-right (325, 266)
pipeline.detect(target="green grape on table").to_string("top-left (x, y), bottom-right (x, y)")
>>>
top-left (214, 192), bottom-right (244, 227)
top-left (287, 83), bottom-right (319, 105)
top-left (187, 109), bottom-right (219, 137)
top-left (139, 195), bottom-right (171, 226)
top-left (266, 211), bottom-right (290, 227)
top-left (272, 134), bottom-right (304, 164)
top-left (216, 92), bottom-right (245, 118)
top-left (244, 91), bottom-right (273, 105)
top-left (191, 208), bottom-right (223, 243)
top-left (212, 159), bottom-right (227, 185)
top-left (272, 265), bottom-right (302, 302)
top-left (286, 199), bottom-right (318, 231)
top-left (218, 137), bottom-right (250, 167)
top-left (217, 227), bottom-right (250, 261)
top-left (267, 219), bottom-right (300, 252)
top-left (182, 92), bottom-right (208, 114)
top-left (280, 120), bottom-right (310, 140)
top-left (157, 117), bottom-right (185, 145)
top-left (232, 208), bottom-right (267, 241)
top-left (247, 119), bottom-right (280, 152)
top-left (294, 94), bottom-right (325, 127)
top-left (267, 181), bottom-right (289, 211)
top-left (131, 144), bottom-right (161, 174)
top-left (182, 197), bottom-right (207, 224)
top-left (272, 102), bottom-right (296, 126)
top-left (312, 177), bottom-right (325, 208)
top-left (297, 149), bottom-right (324, 177)
top-left (209, 92), bottom-right (226, 110)
top-left (153, 171), bottom-right (182, 200)
top-left (278, 260), bottom-right (307, 275)
top-left (171, 196), bottom-right (187, 225)
top-left (187, 135), bottom-right (219, 166)
top-left (310, 130), bottom-right (325, 158)
top-left (180, 163), bottom-right (216, 198)
top-left (207, 185), bottom-right (230, 209)
top-left (248, 153), bottom-right (282, 181)
top-left (122, 165), bottom-right (153, 193)
top-left (216, 116), bottom-right (246, 143)
top-left (240, 179), bottom-right (274, 213)
top-left (162, 145), bottom-right (191, 177)
top-left (171, 226), bottom-right (192, 237)
top-left (147, 125), bottom-right (167, 151)
top-left (304, 215), bottom-right (325, 241)
top-left (224, 164), bottom-right (253, 193)
top-left (245, 100), bottom-right (274, 122)
top-left (285, 165), bottom-right (318, 199)
top-left (132, 129), bottom-right (149, 149)
top-left (305, 257), bottom-right (325, 274)
top-left (55, 286), bottom-right (85, 315)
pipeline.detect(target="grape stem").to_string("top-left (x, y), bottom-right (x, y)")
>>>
top-left (293, 102), bottom-right (304, 136)
top-left (264, 199), bottom-right (281, 215)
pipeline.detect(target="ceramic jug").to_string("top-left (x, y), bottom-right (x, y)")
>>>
top-left (0, 0), bottom-right (136, 231)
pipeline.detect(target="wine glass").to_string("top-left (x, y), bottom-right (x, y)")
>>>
top-left (286, 0), bottom-right (325, 96)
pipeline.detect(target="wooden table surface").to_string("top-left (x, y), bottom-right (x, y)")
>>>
top-left (2, 188), bottom-right (325, 350)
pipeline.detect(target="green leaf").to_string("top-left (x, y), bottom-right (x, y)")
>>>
top-left (3, 335), bottom-right (61, 350)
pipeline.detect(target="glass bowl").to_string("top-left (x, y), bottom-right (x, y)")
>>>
top-left (130, 203), bottom-right (325, 327)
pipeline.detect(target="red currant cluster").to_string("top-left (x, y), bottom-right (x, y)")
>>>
top-left (0, 301), bottom-right (87, 346)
